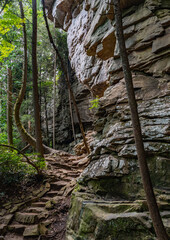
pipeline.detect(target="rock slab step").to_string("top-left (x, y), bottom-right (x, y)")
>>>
top-left (8, 224), bottom-right (25, 234)
top-left (26, 207), bottom-right (45, 213)
top-left (31, 202), bottom-right (46, 208)
top-left (23, 224), bottom-right (39, 237)
top-left (15, 212), bottom-right (38, 224)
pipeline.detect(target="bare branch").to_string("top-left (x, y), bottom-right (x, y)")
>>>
top-left (0, 143), bottom-right (41, 174)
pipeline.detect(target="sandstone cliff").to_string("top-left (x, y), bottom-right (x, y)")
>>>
top-left (45, 0), bottom-right (170, 239)
top-left (44, 72), bottom-right (94, 151)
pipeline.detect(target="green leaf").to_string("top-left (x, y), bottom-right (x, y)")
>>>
top-left (89, 96), bottom-right (99, 109)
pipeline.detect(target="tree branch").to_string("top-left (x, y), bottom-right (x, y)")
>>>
top-left (0, 144), bottom-right (41, 174)
top-left (0, 0), bottom-right (9, 14)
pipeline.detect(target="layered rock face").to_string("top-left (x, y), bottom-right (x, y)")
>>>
top-left (45, 0), bottom-right (170, 239)
top-left (42, 72), bottom-right (94, 151)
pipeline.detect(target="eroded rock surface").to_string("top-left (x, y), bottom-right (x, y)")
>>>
top-left (45, 0), bottom-right (170, 239)
top-left (66, 191), bottom-right (170, 240)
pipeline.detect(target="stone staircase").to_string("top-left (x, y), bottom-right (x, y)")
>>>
top-left (0, 151), bottom-right (89, 240)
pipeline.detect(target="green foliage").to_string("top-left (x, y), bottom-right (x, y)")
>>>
top-left (27, 153), bottom-right (46, 170)
top-left (0, 96), bottom-right (7, 131)
top-left (0, 147), bottom-right (35, 185)
top-left (0, 6), bottom-right (24, 62)
top-left (0, 132), bottom-right (9, 144)
top-left (0, 129), bottom-right (20, 146)
top-left (0, 0), bottom-right (69, 150)
top-left (0, 39), bottom-right (15, 62)
top-left (89, 96), bottom-right (99, 109)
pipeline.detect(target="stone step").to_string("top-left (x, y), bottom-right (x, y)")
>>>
top-left (56, 190), bottom-right (64, 196)
top-left (8, 224), bottom-right (25, 234)
top-left (0, 214), bottom-right (13, 225)
top-left (25, 207), bottom-right (45, 214)
top-left (0, 224), bottom-right (7, 235)
top-left (46, 191), bottom-right (59, 197)
top-left (50, 181), bottom-right (68, 190)
top-left (52, 196), bottom-right (64, 202)
top-left (63, 176), bottom-right (74, 181)
top-left (41, 197), bottom-right (52, 203)
top-left (161, 211), bottom-right (170, 218)
top-left (4, 233), bottom-right (23, 240)
top-left (15, 212), bottom-right (38, 224)
top-left (23, 224), bottom-right (39, 237)
top-left (48, 162), bottom-right (73, 170)
top-left (66, 172), bottom-right (79, 177)
top-left (31, 202), bottom-right (46, 208)
top-left (56, 169), bottom-right (69, 174)
top-left (158, 194), bottom-right (170, 203)
top-left (158, 201), bottom-right (170, 211)
top-left (49, 177), bottom-right (61, 182)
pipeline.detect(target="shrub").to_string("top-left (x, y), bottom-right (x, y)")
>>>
top-left (0, 147), bottom-right (35, 185)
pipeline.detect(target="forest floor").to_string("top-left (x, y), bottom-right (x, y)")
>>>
top-left (0, 149), bottom-right (89, 240)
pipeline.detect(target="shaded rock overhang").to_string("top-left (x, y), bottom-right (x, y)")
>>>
top-left (44, 0), bottom-right (144, 29)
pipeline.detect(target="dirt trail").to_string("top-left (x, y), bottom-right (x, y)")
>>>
top-left (0, 151), bottom-right (89, 240)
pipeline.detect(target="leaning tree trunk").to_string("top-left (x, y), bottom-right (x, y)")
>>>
top-left (7, 68), bottom-right (13, 145)
top-left (14, 0), bottom-right (53, 154)
top-left (0, 80), bottom-right (2, 133)
top-left (14, 0), bottom-right (37, 149)
top-left (32, 0), bottom-right (44, 158)
top-left (43, 91), bottom-right (50, 146)
top-left (67, 60), bottom-right (76, 143)
top-left (53, 51), bottom-right (57, 149)
top-left (113, 1), bottom-right (169, 239)
top-left (42, 0), bottom-right (90, 154)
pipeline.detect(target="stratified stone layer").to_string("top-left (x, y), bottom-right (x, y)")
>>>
top-left (45, 0), bottom-right (170, 239)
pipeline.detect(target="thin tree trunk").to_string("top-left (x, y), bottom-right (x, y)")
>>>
top-left (42, 0), bottom-right (90, 154)
top-left (44, 92), bottom-right (49, 146)
top-left (7, 68), bottom-right (13, 145)
top-left (67, 61), bottom-right (76, 143)
top-left (14, 0), bottom-right (37, 149)
top-left (13, 1), bottom-right (57, 154)
top-left (39, 65), bottom-right (42, 124)
top-left (53, 51), bottom-right (57, 149)
top-left (32, 0), bottom-right (44, 158)
top-left (0, 81), bottom-right (2, 133)
top-left (113, 1), bottom-right (169, 239)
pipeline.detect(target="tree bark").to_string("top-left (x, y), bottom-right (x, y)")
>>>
top-left (14, 1), bottom-right (57, 154)
top-left (53, 51), bottom-right (57, 149)
top-left (113, 1), bottom-right (169, 239)
top-left (43, 92), bottom-right (49, 146)
top-left (7, 68), bottom-right (13, 145)
top-left (32, 0), bottom-right (44, 158)
top-left (67, 60), bottom-right (76, 143)
top-left (39, 65), bottom-right (42, 126)
top-left (0, 81), bottom-right (2, 133)
top-left (14, 0), bottom-right (37, 149)
top-left (42, 0), bottom-right (90, 154)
